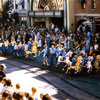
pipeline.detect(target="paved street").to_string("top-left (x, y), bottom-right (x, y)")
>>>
top-left (0, 56), bottom-right (100, 100)
top-left (0, 0), bottom-right (100, 100)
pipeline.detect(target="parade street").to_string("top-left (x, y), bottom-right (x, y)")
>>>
top-left (0, 56), bottom-right (100, 100)
top-left (0, 0), bottom-right (100, 100)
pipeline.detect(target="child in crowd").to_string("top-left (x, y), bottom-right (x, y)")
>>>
top-left (49, 44), bottom-right (57, 68)
top-left (0, 24), bottom-right (99, 75)
top-left (13, 43), bottom-right (19, 57)
top-left (40, 45), bottom-right (49, 65)
top-left (57, 48), bottom-right (66, 65)
top-left (37, 37), bottom-right (42, 56)
top-left (15, 84), bottom-right (21, 93)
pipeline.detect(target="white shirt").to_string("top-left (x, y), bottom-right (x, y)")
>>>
top-left (38, 39), bottom-right (42, 47)
top-left (51, 24), bottom-right (54, 29)
top-left (18, 43), bottom-right (23, 49)
top-left (4, 41), bottom-right (9, 47)
top-left (0, 43), bottom-right (3, 47)
top-left (0, 83), bottom-right (4, 93)
top-left (94, 44), bottom-right (98, 50)
top-left (14, 45), bottom-right (18, 49)
top-left (80, 50), bottom-right (86, 55)
top-left (24, 97), bottom-right (28, 100)
top-left (55, 28), bottom-right (59, 33)
top-left (66, 51), bottom-right (73, 57)
top-left (11, 41), bottom-right (16, 46)
top-left (1, 86), bottom-right (14, 97)
top-left (14, 88), bottom-right (20, 93)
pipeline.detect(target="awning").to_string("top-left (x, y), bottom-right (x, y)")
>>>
top-left (83, 20), bottom-right (92, 24)
top-left (77, 0), bottom-right (85, 4)
top-left (18, 0), bottom-right (24, 5)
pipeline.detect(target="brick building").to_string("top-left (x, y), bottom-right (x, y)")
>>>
top-left (75, 0), bottom-right (100, 32)
top-left (0, 0), bottom-right (3, 19)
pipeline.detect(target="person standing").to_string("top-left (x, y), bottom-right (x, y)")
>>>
top-left (48, 44), bottom-right (57, 68)
top-left (40, 45), bottom-right (49, 65)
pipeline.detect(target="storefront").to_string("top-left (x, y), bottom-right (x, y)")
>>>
top-left (75, 15), bottom-right (100, 32)
top-left (29, 10), bottom-right (63, 28)
top-left (28, 0), bottom-right (64, 28)
top-left (95, 17), bottom-right (100, 32)
top-left (18, 10), bottom-right (27, 25)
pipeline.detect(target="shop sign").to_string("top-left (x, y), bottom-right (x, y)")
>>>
top-left (44, 12), bottom-right (53, 16)
top-left (19, 10), bottom-right (27, 16)
top-left (21, 17), bottom-right (27, 21)
top-left (35, 12), bottom-right (44, 16)
top-left (29, 10), bottom-right (63, 17)
top-left (55, 12), bottom-right (61, 16)
top-left (29, 12), bottom-right (34, 16)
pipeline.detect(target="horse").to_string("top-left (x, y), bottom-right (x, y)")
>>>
top-left (75, 56), bottom-right (83, 72)
top-left (31, 40), bottom-right (38, 57)
top-left (25, 40), bottom-right (38, 58)
top-left (94, 55), bottom-right (100, 72)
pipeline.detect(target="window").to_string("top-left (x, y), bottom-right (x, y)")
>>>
top-left (81, 2), bottom-right (86, 9)
top-left (91, 0), bottom-right (96, 9)
top-left (77, 0), bottom-right (86, 9)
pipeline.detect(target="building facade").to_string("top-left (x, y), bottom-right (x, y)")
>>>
top-left (0, 0), bottom-right (3, 18)
top-left (12, 0), bottom-right (100, 32)
top-left (75, 0), bottom-right (100, 32)
top-left (13, 0), bottom-right (68, 30)
top-left (1, 0), bottom-right (100, 32)
top-left (12, 0), bottom-right (28, 25)
top-left (11, 0), bottom-right (75, 32)
top-left (29, 0), bottom-right (64, 29)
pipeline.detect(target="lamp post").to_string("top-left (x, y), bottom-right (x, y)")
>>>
top-left (63, 0), bottom-right (67, 32)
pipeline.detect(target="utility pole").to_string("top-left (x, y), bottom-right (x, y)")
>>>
top-left (63, 0), bottom-right (67, 32)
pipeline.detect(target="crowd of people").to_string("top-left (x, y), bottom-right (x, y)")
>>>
top-left (0, 23), bottom-right (100, 75)
top-left (0, 64), bottom-right (52, 100)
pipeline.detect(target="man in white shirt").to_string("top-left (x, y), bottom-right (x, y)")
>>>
top-left (4, 40), bottom-right (9, 47)
top-left (11, 39), bottom-right (16, 46)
